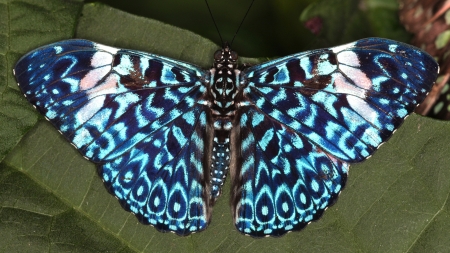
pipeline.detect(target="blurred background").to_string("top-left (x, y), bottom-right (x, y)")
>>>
top-left (86, 0), bottom-right (406, 57)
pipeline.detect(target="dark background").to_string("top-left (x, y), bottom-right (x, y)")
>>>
top-left (84, 0), bottom-right (327, 57)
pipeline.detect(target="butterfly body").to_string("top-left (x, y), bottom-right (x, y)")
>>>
top-left (14, 38), bottom-right (438, 237)
top-left (207, 44), bottom-right (241, 200)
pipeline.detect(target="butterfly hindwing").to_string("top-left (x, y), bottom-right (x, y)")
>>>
top-left (100, 106), bottom-right (212, 234)
top-left (14, 39), bottom-right (213, 235)
top-left (232, 38), bottom-right (438, 236)
top-left (231, 107), bottom-right (348, 236)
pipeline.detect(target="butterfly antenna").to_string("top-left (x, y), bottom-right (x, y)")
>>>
top-left (230, 0), bottom-right (255, 47)
top-left (205, 0), bottom-right (224, 46)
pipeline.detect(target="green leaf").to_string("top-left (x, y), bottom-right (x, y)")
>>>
top-left (2, 1), bottom-right (450, 253)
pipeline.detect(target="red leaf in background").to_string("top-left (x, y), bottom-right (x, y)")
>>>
top-left (304, 16), bottom-right (323, 35)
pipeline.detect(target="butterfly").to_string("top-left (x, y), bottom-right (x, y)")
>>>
top-left (13, 38), bottom-right (438, 237)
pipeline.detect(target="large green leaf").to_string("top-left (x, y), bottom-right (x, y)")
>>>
top-left (1, 1), bottom-right (450, 252)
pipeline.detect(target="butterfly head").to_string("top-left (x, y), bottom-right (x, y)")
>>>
top-left (210, 44), bottom-right (239, 111)
top-left (213, 43), bottom-right (238, 69)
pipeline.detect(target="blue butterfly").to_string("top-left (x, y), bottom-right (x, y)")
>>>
top-left (14, 38), bottom-right (438, 237)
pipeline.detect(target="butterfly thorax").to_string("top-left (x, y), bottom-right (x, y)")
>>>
top-left (209, 44), bottom-right (240, 116)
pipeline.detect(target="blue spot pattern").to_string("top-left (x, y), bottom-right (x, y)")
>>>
top-left (14, 38), bottom-right (438, 237)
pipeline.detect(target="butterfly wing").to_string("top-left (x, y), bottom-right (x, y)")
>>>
top-left (232, 107), bottom-right (349, 237)
top-left (14, 39), bottom-right (213, 235)
top-left (232, 38), bottom-right (438, 236)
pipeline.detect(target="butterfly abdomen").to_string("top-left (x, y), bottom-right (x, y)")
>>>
top-left (210, 132), bottom-right (231, 199)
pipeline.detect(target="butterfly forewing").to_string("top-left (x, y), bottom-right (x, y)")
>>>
top-left (14, 37), bottom-right (438, 237)
top-left (241, 38), bottom-right (437, 163)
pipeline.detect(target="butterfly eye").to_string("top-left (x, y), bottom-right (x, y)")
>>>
top-left (230, 51), bottom-right (238, 61)
top-left (214, 50), bottom-right (223, 61)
